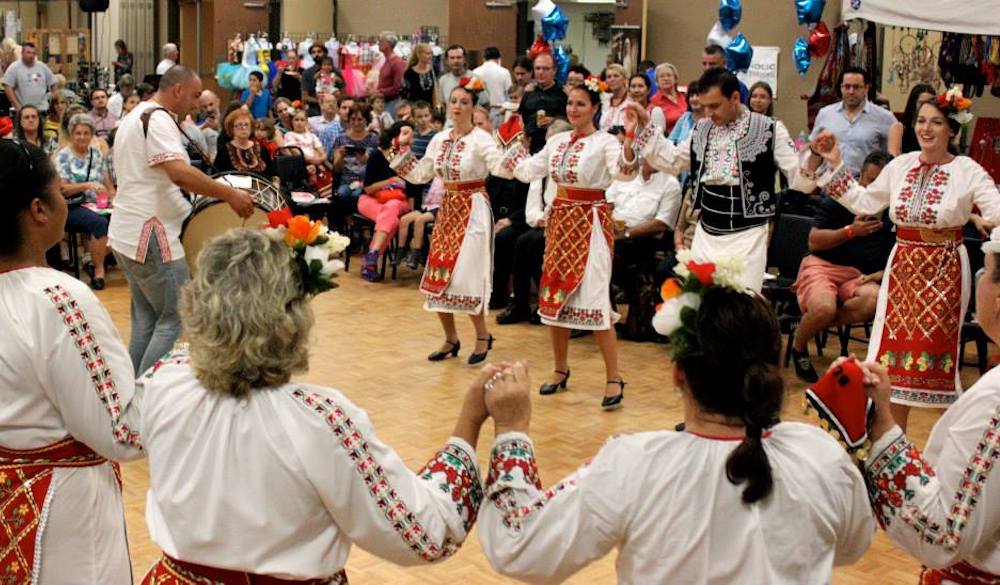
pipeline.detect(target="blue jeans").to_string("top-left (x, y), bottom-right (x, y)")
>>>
top-left (113, 237), bottom-right (189, 375)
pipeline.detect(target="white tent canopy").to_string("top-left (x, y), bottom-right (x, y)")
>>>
top-left (842, 0), bottom-right (1000, 36)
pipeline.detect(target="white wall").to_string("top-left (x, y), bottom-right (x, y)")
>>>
top-left (555, 1), bottom-right (614, 75)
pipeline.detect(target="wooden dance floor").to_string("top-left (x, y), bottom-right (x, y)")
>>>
top-left (97, 265), bottom-right (957, 583)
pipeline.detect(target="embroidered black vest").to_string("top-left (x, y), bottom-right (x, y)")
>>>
top-left (690, 112), bottom-right (778, 234)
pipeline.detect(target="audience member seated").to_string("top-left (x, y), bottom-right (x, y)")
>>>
top-left (54, 113), bottom-right (116, 289)
top-left (606, 161), bottom-right (681, 337)
top-left (478, 287), bottom-right (872, 583)
top-left (309, 93), bottom-right (340, 137)
top-left (240, 71), bottom-right (273, 120)
top-left (282, 107), bottom-right (327, 190)
top-left (486, 171), bottom-right (529, 310)
top-left (358, 122), bottom-right (413, 282)
top-left (43, 90), bottom-right (70, 146)
top-left (88, 87), bottom-right (118, 139)
top-left (396, 177), bottom-right (443, 270)
top-left (319, 95), bottom-right (356, 157)
top-left (15, 104), bottom-right (58, 154)
top-left (655, 179), bottom-right (701, 285)
top-left (253, 118), bottom-right (281, 159)
top-left (328, 104), bottom-right (378, 223)
top-left (214, 108), bottom-right (275, 180)
top-left (789, 152), bottom-right (895, 382)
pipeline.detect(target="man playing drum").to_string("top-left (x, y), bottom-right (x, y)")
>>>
top-left (110, 65), bottom-right (254, 375)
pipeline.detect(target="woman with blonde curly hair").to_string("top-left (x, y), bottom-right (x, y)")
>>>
top-left (139, 227), bottom-right (495, 583)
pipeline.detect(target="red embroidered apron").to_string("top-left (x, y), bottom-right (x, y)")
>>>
top-left (0, 438), bottom-right (109, 583)
top-left (420, 179), bottom-right (488, 296)
top-left (538, 186), bottom-right (612, 320)
top-left (877, 227), bottom-right (964, 407)
top-left (142, 556), bottom-right (348, 585)
top-left (921, 561), bottom-right (1000, 585)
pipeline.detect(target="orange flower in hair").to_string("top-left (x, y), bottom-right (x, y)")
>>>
top-left (285, 215), bottom-right (323, 248)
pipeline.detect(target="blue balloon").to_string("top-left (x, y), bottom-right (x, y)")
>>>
top-left (541, 5), bottom-right (569, 42)
top-left (793, 37), bottom-right (812, 75)
top-left (796, 0), bottom-right (826, 25)
top-left (725, 33), bottom-right (753, 73)
top-left (553, 44), bottom-right (570, 84)
top-left (719, 0), bottom-right (742, 32)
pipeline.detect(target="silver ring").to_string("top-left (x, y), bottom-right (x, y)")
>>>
top-left (484, 381), bottom-right (495, 392)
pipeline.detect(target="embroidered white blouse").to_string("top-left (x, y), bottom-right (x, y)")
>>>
top-left (864, 365), bottom-right (1000, 573)
top-left (391, 126), bottom-right (505, 184)
top-left (599, 95), bottom-right (635, 132)
top-left (506, 130), bottom-right (634, 189)
top-left (141, 350), bottom-right (482, 579)
top-left (816, 152), bottom-right (1000, 229)
top-left (478, 424), bottom-right (873, 585)
top-left (0, 267), bottom-right (143, 583)
top-left (630, 110), bottom-right (806, 189)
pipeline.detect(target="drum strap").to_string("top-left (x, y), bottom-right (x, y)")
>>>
top-left (140, 107), bottom-right (217, 198)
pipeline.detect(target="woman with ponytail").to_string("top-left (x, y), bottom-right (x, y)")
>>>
top-left (477, 255), bottom-right (874, 584)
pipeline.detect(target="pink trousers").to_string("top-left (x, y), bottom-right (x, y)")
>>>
top-left (357, 195), bottom-right (411, 251)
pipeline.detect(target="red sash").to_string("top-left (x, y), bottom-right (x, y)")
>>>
top-left (420, 179), bottom-right (487, 296)
top-left (538, 186), bottom-right (611, 320)
top-left (921, 561), bottom-right (1000, 584)
top-left (141, 556), bottom-right (349, 585)
top-left (0, 438), bottom-right (108, 584)
top-left (877, 227), bottom-right (964, 407)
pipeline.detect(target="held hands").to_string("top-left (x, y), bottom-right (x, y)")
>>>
top-left (484, 361), bottom-right (532, 435)
top-left (809, 131), bottom-right (841, 166)
top-left (827, 356), bottom-right (896, 441)
top-left (397, 126), bottom-right (413, 147)
top-left (623, 102), bottom-right (649, 136)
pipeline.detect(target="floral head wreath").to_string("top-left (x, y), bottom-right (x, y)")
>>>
top-left (582, 76), bottom-right (609, 94)
top-left (458, 76), bottom-right (485, 94)
top-left (935, 86), bottom-right (974, 126)
top-left (264, 208), bottom-right (350, 295)
top-left (652, 251), bottom-right (748, 359)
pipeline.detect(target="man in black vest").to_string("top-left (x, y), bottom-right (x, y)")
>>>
top-left (623, 67), bottom-right (812, 291)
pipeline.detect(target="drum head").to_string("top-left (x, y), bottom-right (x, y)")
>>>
top-left (181, 172), bottom-right (286, 273)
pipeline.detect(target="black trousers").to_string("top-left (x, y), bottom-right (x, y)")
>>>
top-left (510, 227), bottom-right (546, 308)
top-left (613, 236), bottom-right (662, 301)
top-left (493, 222), bottom-right (530, 302)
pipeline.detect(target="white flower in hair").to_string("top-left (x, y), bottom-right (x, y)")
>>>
top-left (652, 292), bottom-right (701, 336)
top-left (325, 232), bottom-right (351, 255)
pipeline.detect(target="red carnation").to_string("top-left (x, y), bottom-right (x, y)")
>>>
top-left (686, 261), bottom-right (716, 287)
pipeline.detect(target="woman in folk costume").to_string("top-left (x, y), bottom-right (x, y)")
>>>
top-left (140, 219), bottom-right (494, 583)
top-left (806, 230), bottom-right (1000, 584)
top-left (0, 140), bottom-right (143, 583)
top-left (497, 77), bottom-right (634, 410)
top-left (392, 76), bottom-right (500, 365)
top-left (808, 88), bottom-right (1000, 432)
top-left (477, 263), bottom-right (873, 584)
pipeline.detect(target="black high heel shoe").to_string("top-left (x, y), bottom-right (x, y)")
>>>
top-left (467, 335), bottom-right (495, 365)
top-left (428, 340), bottom-right (460, 362)
top-left (601, 378), bottom-right (626, 411)
top-left (539, 369), bottom-right (570, 395)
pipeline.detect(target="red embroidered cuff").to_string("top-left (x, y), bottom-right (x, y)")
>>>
top-left (418, 441), bottom-right (484, 535)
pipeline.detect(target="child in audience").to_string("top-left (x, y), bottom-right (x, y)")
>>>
top-left (396, 176), bottom-right (443, 269)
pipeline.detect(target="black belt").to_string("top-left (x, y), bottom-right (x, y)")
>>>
top-left (696, 184), bottom-right (772, 236)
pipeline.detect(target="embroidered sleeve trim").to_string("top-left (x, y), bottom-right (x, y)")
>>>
top-left (486, 437), bottom-right (577, 532)
top-left (863, 407), bottom-right (1000, 551)
top-left (147, 152), bottom-right (185, 166)
top-left (391, 150), bottom-right (419, 179)
top-left (821, 164), bottom-right (854, 199)
top-left (502, 142), bottom-right (528, 174)
top-left (632, 122), bottom-right (659, 156)
top-left (290, 389), bottom-right (480, 562)
top-left (43, 285), bottom-right (143, 449)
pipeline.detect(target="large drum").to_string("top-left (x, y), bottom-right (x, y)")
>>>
top-left (181, 172), bottom-right (286, 273)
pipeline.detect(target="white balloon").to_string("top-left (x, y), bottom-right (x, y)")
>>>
top-left (706, 21), bottom-right (734, 48)
top-left (532, 0), bottom-right (556, 21)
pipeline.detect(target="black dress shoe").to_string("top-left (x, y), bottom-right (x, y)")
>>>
top-left (791, 348), bottom-right (819, 383)
top-left (496, 304), bottom-right (531, 325)
top-left (601, 378), bottom-right (626, 411)
top-left (529, 311), bottom-right (542, 325)
top-left (488, 295), bottom-right (510, 311)
top-left (539, 369), bottom-right (570, 395)
top-left (428, 340), bottom-right (460, 361)
top-left (467, 335), bottom-right (495, 365)
top-left (91, 277), bottom-right (106, 291)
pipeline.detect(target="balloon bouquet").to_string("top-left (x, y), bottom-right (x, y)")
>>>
top-left (793, 0), bottom-right (831, 75)
top-left (707, 0), bottom-right (753, 74)
top-left (530, 0), bottom-right (570, 84)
